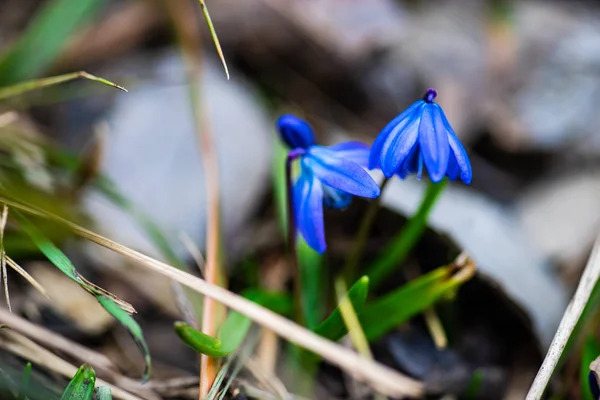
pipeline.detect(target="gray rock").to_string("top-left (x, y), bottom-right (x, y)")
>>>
top-left (516, 171), bottom-right (600, 265)
top-left (84, 50), bottom-right (273, 261)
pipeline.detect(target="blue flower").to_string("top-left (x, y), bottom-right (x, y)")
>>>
top-left (277, 115), bottom-right (380, 253)
top-left (369, 89), bottom-right (472, 184)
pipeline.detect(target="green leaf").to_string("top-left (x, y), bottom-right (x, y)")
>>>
top-left (297, 237), bottom-right (324, 330)
top-left (15, 211), bottom-right (151, 381)
top-left (61, 364), bottom-right (96, 400)
top-left (14, 211), bottom-right (80, 282)
top-left (313, 276), bottom-right (369, 342)
top-left (242, 289), bottom-right (293, 317)
top-left (0, 71), bottom-right (126, 100)
top-left (361, 260), bottom-right (475, 341)
top-left (366, 180), bottom-right (448, 289)
top-left (581, 335), bottom-right (600, 400)
top-left (175, 321), bottom-right (230, 358)
top-left (96, 296), bottom-right (151, 382)
top-left (0, 0), bottom-right (103, 85)
top-left (464, 369), bottom-right (484, 400)
top-left (17, 362), bottom-right (31, 400)
top-left (175, 289), bottom-right (292, 357)
top-left (93, 386), bottom-right (112, 400)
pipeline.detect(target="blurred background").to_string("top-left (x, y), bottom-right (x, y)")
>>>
top-left (1, 0), bottom-right (600, 398)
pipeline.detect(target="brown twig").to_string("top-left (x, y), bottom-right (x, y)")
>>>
top-left (162, 1), bottom-right (223, 398)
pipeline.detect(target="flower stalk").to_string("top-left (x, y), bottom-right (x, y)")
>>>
top-left (286, 148), bottom-right (306, 323)
top-left (342, 177), bottom-right (390, 284)
top-left (366, 179), bottom-right (448, 289)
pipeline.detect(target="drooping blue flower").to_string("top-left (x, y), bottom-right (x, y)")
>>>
top-left (277, 115), bottom-right (380, 253)
top-left (369, 89), bottom-right (472, 184)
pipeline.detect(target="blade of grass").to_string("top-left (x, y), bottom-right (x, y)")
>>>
top-left (361, 255), bottom-right (476, 341)
top-left (175, 322), bottom-right (230, 357)
top-left (175, 290), bottom-right (293, 357)
top-left (96, 296), bottom-right (151, 382)
top-left (14, 210), bottom-right (134, 312)
top-left (61, 364), bottom-right (96, 400)
top-left (196, 0), bottom-right (229, 80)
top-left (367, 179), bottom-right (448, 289)
top-left (0, 0), bottom-right (103, 85)
top-left (17, 362), bottom-right (31, 400)
top-left (334, 278), bottom-right (386, 400)
top-left (334, 278), bottom-right (372, 358)
top-left (14, 211), bottom-right (150, 381)
top-left (0, 195), bottom-right (424, 398)
top-left (314, 276), bottom-right (369, 342)
top-left (0, 71), bottom-right (126, 100)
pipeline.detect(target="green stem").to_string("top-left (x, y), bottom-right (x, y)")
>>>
top-left (366, 179), bottom-right (448, 289)
top-left (342, 178), bottom-right (390, 284)
top-left (286, 149), bottom-right (306, 324)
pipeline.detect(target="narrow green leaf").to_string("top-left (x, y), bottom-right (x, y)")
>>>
top-left (0, 71), bottom-right (126, 100)
top-left (0, 0), bottom-right (103, 85)
top-left (313, 276), bottom-right (369, 342)
top-left (465, 369), bottom-right (484, 400)
top-left (14, 210), bottom-right (80, 282)
top-left (333, 277), bottom-right (372, 358)
top-left (15, 209), bottom-right (135, 312)
top-left (175, 289), bottom-right (292, 357)
top-left (93, 386), bottom-right (112, 400)
top-left (361, 261), bottom-right (475, 341)
top-left (581, 335), bottom-right (600, 400)
top-left (96, 296), bottom-right (151, 382)
top-left (175, 321), bottom-right (230, 357)
top-left (17, 362), bottom-right (31, 400)
top-left (197, 0), bottom-right (229, 79)
top-left (61, 364), bottom-right (95, 400)
top-left (367, 180), bottom-right (448, 289)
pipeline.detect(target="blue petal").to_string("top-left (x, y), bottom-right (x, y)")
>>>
top-left (379, 103), bottom-right (423, 178)
top-left (447, 132), bottom-right (472, 184)
top-left (294, 167), bottom-right (326, 253)
top-left (418, 104), bottom-right (450, 183)
top-left (306, 146), bottom-right (380, 198)
top-left (322, 185), bottom-right (353, 209)
top-left (369, 101), bottom-right (424, 170)
top-left (396, 143), bottom-right (420, 179)
top-left (446, 151), bottom-right (460, 181)
top-left (439, 112), bottom-right (472, 184)
top-left (328, 141), bottom-right (370, 167)
top-left (277, 114), bottom-right (315, 149)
